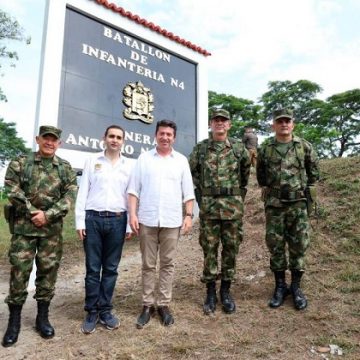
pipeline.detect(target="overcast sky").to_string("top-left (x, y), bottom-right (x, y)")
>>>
top-left (0, 0), bottom-right (359, 147)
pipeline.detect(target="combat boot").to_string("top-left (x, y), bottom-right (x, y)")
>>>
top-left (36, 301), bottom-right (55, 338)
top-left (2, 304), bottom-right (22, 347)
top-left (269, 271), bottom-right (290, 308)
top-left (290, 270), bottom-right (308, 310)
top-left (220, 280), bottom-right (236, 314)
top-left (203, 281), bottom-right (217, 315)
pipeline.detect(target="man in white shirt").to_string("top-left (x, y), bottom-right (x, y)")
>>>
top-left (75, 125), bottom-right (133, 334)
top-left (128, 120), bottom-right (195, 328)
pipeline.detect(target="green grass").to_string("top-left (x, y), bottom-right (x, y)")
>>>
top-left (0, 199), bottom-right (11, 256)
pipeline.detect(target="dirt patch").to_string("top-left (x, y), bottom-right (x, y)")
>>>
top-left (0, 172), bottom-right (359, 359)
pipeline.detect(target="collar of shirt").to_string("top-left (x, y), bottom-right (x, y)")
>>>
top-left (97, 150), bottom-right (126, 164)
top-left (208, 137), bottom-right (231, 149)
top-left (153, 147), bottom-right (175, 158)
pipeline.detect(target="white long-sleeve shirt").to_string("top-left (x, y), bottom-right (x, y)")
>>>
top-left (75, 151), bottom-right (134, 230)
top-left (127, 148), bottom-right (195, 228)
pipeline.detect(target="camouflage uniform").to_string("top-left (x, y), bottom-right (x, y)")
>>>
top-left (4, 152), bottom-right (77, 305)
top-left (256, 135), bottom-right (319, 271)
top-left (189, 137), bottom-right (251, 282)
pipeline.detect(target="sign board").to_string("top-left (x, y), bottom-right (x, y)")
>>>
top-left (35, 0), bottom-right (209, 168)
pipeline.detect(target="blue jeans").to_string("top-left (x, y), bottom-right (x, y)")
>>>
top-left (83, 211), bottom-right (127, 313)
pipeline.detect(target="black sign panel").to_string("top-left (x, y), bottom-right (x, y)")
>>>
top-left (58, 8), bottom-right (197, 158)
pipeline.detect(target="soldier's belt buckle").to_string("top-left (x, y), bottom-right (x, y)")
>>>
top-left (280, 188), bottom-right (291, 200)
top-left (219, 188), bottom-right (230, 196)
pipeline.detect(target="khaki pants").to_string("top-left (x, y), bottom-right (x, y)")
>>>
top-left (139, 224), bottom-right (180, 306)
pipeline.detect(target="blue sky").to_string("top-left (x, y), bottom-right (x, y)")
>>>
top-left (0, 0), bottom-right (359, 147)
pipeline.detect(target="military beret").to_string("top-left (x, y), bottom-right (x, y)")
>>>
top-left (38, 125), bottom-right (62, 139)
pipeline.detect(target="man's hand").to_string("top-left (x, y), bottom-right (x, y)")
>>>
top-left (129, 214), bottom-right (139, 235)
top-left (125, 232), bottom-right (133, 240)
top-left (181, 216), bottom-right (192, 235)
top-left (77, 229), bottom-right (86, 241)
top-left (31, 210), bottom-right (47, 228)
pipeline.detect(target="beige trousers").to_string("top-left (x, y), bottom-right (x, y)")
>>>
top-left (139, 224), bottom-right (180, 306)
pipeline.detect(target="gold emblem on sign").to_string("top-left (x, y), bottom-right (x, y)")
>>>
top-left (122, 81), bottom-right (154, 124)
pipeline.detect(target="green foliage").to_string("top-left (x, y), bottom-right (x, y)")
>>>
top-left (320, 89), bottom-right (360, 157)
top-left (0, 10), bottom-right (30, 103)
top-left (210, 79), bottom-right (360, 157)
top-left (0, 199), bottom-right (10, 255)
top-left (0, 10), bottom-right (31, 70)
top-left (208, 91), bottom-right (262, 138)
top-left (0, 11), bottom-right (31, 165)
top-left (0, 118), bottom-right (30, 166)
top-left (260, 79), bottom-right (323, 121)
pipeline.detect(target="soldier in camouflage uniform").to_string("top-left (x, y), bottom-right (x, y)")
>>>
top-left (256, 108), bottom-right (319, 310)
top-left (2, 125), bottom-right (77, 347)
top-left (189, 109), bottom-right (251, 315)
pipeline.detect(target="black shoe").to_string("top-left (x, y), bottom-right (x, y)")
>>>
top-left (136, 306), bottom-right (155, 329)
top-left (269, 271), bottom-right (290, 308)
top-left (269, 285), bottom-right (290, 308)
top-left (203, 281), bottom-right (217, 315)
top-left (220, 280), bottom-right (236, 314)
top-left (36, 301), bottom-right (55, 339)
top-left (290, 270), bottom-right (308, 310)
top-left (2, 304), bottom-right (22, 347)
top-left (157, 306), bottom-right (174, 326)
top-left (290, 284), bottom-right (308, 310)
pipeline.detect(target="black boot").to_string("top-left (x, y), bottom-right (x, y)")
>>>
top-left (269, 271), bottom-right (290, 308)
top-left (36, 301), bottom-right (55, 338)
top-left (290, 270), bottom-right (308, 310)
top-left (220, 280), bottom-right (236, 314)
top-left (2, 304), bottom-right (22, 347)
top-left (203, 281), bottom-right (217, 315)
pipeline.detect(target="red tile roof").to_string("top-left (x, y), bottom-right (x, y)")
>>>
top-left (95, 0), bottom-right (211, 56)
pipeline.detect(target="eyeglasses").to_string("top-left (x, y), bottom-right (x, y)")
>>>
top-left (275, 118), bottom-right (292, 124)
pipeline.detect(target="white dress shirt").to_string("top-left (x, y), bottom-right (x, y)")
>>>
top-left (75, 151), bottom-right (134, 230)
top-left (127, 148), bottom-right (195, 228)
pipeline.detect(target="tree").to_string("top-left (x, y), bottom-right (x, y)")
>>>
top-left (0, 118), bottom-right (30, 166)
top-left (0, 10), bottom-right (30, 102)
top-left (0, 10), bottom-right (31, 164)
top-left (0, 10), bottom-right (30, 65)
top-left (259, 80), bottom-right (335, 157)
top-left (208, 91), bottom-right (262, 138)
top-left (319, 89), bottom-right (360, 157)
top-left (260, 80), bottom-right (323, 122)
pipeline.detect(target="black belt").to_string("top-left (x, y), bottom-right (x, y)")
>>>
top-left (202, 187), bottom-right (242, 196)
top-left (268, 189), bottom-right (305, 201)
top-left (86, 210), bottom-right (126, 217)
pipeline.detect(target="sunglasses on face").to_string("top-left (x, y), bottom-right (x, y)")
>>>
top-left (275, 118), bottom-right (292, 124)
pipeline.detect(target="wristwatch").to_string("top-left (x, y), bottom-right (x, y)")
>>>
top-left (185, 213), bottom-right (194, 218)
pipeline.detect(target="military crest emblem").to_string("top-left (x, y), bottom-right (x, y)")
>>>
top-left (122, 81), bottom-right (154, 124)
